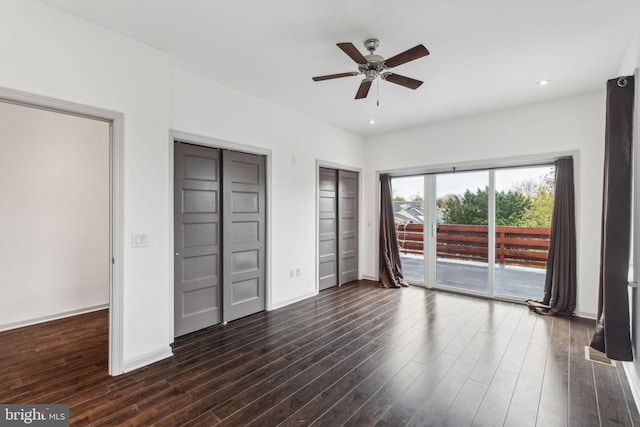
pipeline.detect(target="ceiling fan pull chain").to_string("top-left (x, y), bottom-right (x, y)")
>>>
top-left (377, 77), bottom-right (380, 107)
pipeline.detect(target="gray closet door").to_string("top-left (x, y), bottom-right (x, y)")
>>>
top-left (318, 168), bottom-right (338, 290)
top-left (338, 170), bottom-right (359, 284)
top-left (174, 142), bottom-right (221, 337)
top-left (223, 150), bottom-right (266, 322)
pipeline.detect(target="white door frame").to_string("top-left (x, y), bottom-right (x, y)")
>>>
top-left (0, 86), bottom-right (125, 375)
top-left (429, 169), bottom-right (495, 298)
top-left (168, 130), bottom-right (273, 336)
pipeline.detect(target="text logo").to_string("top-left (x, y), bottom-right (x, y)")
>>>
top-left (0, 405), bottom-right (69, 426)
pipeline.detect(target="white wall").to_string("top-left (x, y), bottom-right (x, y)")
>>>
top-left (170, 68), bottom-right (365, 307)
top-left (0, 102), bottom-right (109, 328)
top-left (1, 0), bottom-right (618, 373)
top-left (0, 0), bottom-right (172, 365)
top-left (0, 0), bottom-right (365, 370)
top-left (627, 63), bottom-right (640, 405)
top-left (363, 91), bottom-right (606, 317)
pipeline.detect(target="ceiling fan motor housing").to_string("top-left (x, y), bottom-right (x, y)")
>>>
top-left (363, 69), bottom-right (378, 81)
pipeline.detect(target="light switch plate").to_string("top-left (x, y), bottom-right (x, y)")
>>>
top-left (132, 232), bottom-right (149, 248)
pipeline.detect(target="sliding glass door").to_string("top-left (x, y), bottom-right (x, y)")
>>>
top-left (391, 176), bottom-right (425, 284)
top-left (435, 171), bottom-right (489, 295)
top-left (392, 164), bottom-right (554, 301)
top-left (494, 166), bottom-right (554, 300)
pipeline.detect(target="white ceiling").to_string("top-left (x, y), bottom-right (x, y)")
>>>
top-left (36, 0), bottom-right (640, 136)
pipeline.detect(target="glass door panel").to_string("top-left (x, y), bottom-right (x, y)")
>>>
top-left (494, 166), bottom-right (555, 299)
top-left (391, 176), bottom-right (425, 284)
top-left (435, 171), bottom-right (489, 294)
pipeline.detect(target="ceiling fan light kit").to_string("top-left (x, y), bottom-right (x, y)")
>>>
top-left (312, 38), bottom-right (429, 100)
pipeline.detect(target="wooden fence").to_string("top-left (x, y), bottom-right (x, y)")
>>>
top-left (395, 223), bottom-right (551, 268)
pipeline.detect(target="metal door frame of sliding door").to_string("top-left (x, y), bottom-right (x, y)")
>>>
top-left (429, 170), bottom-right (496, 298)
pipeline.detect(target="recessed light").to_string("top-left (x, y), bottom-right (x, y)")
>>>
top-left (536, 80), bottom-right (550, 86)
top-left (369, 119), bottom-right (376, 125)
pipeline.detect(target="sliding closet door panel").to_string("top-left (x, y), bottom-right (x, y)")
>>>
top-left (174, 143), bottom-right (221, 337)
top-left (223, 151), bottom-right (266, 322)
top-left (338, 170), bottom-right (359, 284)
top-left (318, 168), bottom-right (338, 290)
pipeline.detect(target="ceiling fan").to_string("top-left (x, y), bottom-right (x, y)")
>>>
top-left (312, 38), bottom-right (429, 100)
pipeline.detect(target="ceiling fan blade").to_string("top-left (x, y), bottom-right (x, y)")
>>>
top-left (384, 44), bottom-right (429, 68)
top-left (355, 80), bottom-right (372, 99)
top-left (312, 72), bottom-right (358, 81)
top-left (337, 42), bottom-right (368, 65)
top-left (383, 73), bottom-right (423, 90)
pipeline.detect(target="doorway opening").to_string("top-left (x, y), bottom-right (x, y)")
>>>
top-left (0, 88), bottom-right (123, 375)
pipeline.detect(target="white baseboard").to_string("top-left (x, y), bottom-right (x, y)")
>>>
top-left (361, 275), bottom-right (377, 281)
top-left (123, 346), bottom-right (173, 373)
top-left (0, 304), bottom-right (109, 332)
top-left (271, 290), bottom-right (319, 311)
top-left (576, 311), bottom-right (597, 320)
top-left (623, 361), bottom-right (640, 414)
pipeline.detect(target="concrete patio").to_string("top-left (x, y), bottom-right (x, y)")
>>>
top-left (400, 254), bottom-right (545, 300)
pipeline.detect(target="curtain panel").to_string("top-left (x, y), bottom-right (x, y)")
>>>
top-left (527, 157), bottom-right (577, 316)
top-left (590, 75), bottom-right (635, 361)
top-left (379, 174), bottom-right (409, 288)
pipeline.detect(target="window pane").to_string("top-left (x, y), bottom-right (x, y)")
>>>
top-left (392, 176), bottom-right (424, 283)
top-left (436, 171), bottom-right (489, 293)
top-left (494, 165), bottom-right (555, 299)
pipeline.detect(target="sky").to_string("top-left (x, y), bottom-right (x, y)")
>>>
top-left (391, 165), bottom-right (554, 200)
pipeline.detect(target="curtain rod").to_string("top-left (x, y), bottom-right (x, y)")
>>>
top-left (383, 156), bottom-right (570, 179)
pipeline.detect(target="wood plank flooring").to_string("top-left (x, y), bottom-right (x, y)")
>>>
top-left (1, 280), bottom-right (638, 426)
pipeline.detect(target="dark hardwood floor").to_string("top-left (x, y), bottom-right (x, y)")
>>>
top-left (1, 280), bottom-right (638, 426)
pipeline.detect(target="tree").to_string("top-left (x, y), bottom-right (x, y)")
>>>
top-left (515, 170), bottom-right (555, 196)
top-left (392, 195), bottom-right (405, 202)
top-left (513, 178), bottom-right (538, 197)
top-left (437, 193), bottom-right (458, 209)
top-left (439, 187), bottom-right (531, 225)
top-left (496, 190), bottom-right (531, 226)
top-left (516, 187), bottom-right (554, 227)
top-left (435, 172), bottom-right (555, 227)
top-left (441, 187), bottom-right (488, 225)
top-left (512, 171), bottom-right (555, 227)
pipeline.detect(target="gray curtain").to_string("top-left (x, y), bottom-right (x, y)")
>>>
top-left (379, 174), bottom-right (409, 288)
top-left (527, 157), bottom-right (577, 315)
top-left (590, 75), bottom-right (635, 361)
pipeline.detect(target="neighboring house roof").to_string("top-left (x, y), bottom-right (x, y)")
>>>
top-left (393, 201), bottom-right (445, 224)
